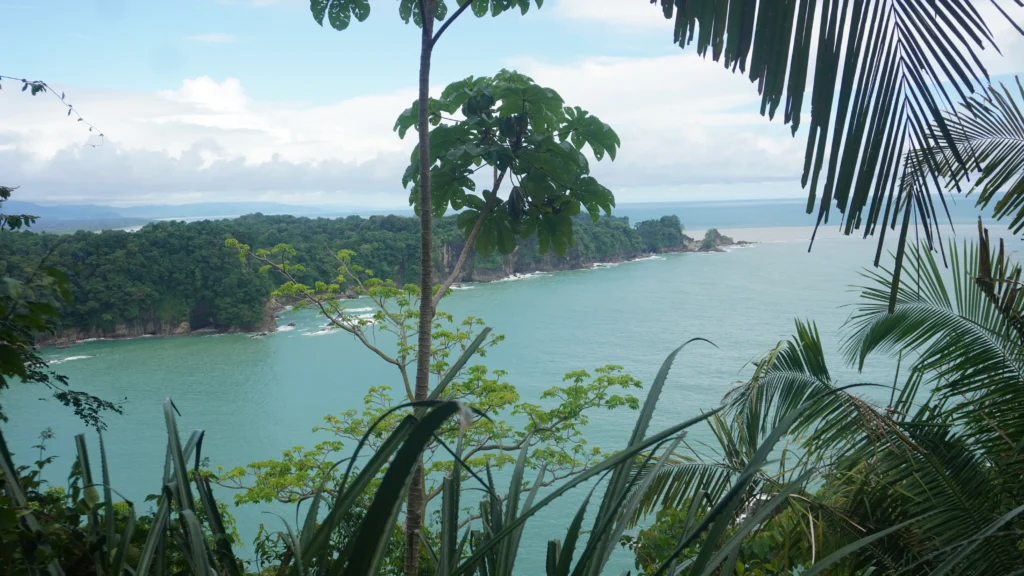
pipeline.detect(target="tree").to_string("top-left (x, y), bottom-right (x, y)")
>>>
top-left (394, 69), bottom-right (619, 301)
top-left (632, 224), bottom-right (1024, 573)
top-left (635, 215), bottom-right (686, 253)
top-left (907, 75), bottom-right (1024, 234)
top-left (306, 4), bottom-right (618, 569)
top-left (699, 228), bottom-right (724, 251)
top-left (0, 188), bottom-right (121, 430)
top-left (650, 1), bottom-right (1023, 306)
top-left (218, 242), bottom-right (643, 569)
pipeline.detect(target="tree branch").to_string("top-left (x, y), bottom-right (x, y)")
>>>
top-left (0, 75), bottom-right (104, 146)
top-left (246, 250), bottom-right (404, 369)
top-left (431, 0), bottom-right (474, 48)
top-left (431, 167), bottom-right (506, 308)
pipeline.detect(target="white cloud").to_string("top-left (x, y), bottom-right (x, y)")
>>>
top-left (0, 75), bottom-right (419, 206)
top-left (514, 54), bottom-right (805, 194)
top-left (551, 0), bottom-right (669, 30)
top-left (185, 33), bottom-right (242, 43)
top-left (0, 57), bottom-right (811, 207)
top-left (977, 1), bottom-right (1024, 77)
top-left (11, 23), bottom-right (1020, 211)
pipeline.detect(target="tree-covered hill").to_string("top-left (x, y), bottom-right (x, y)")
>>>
top-left (0, 213), bottom-right (693, 341)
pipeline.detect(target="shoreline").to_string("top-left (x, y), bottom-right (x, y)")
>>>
top-left (41, 237), bottom-right (755, 350)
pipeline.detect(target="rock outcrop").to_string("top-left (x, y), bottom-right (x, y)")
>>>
top-left (40, 319), bottom-right (194, 346)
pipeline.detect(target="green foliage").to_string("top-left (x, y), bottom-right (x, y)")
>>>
top-left (310, 0), bottom-right (371, 31)
top-left (213, 249), bottom-right (644, 548)
top-left (0, 186), bottom-right (38, 231)
top-left (631, 228), bottom-right (1024, 575)
top-left (0, 189), bottom-right (120, 429)
top-left (623, 496), bottom-right (819, 576)
top-left (2, 213), bottom-right (685, 339)
top-left (396, 70), bottom-right (619, 257)
top-left (908, 76), bottom-right (1024, 235)
top-left (310, 0), bottom-right (545, 31)
top-left (699, 228), bottom-right (732, 251)
top-left (635, 216), bottom-right (686, 253)
top-left (2, 218), bottom-right (274, 337)
top-left (655, 0), bottom-right (1021, 305)
top-left (0, 417), bottom-right (242, 576)
top-left (1, 290), bottom-right (902, 576)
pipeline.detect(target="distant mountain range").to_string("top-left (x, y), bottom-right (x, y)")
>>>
top-left (3, 201), bottom-right (399, 232)
top-left (3, 194), bottom-right (1000, 234)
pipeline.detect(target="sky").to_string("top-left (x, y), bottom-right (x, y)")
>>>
top-left (1, 0), bottom-right (1023, 209)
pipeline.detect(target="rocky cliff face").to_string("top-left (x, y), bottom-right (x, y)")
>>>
top-left (449, 245), bottom-right (646, 283)
top-left (40, 318), bottom-right (193, 346)
top-left (257, 297), bottom-right (281, 333)
top-left (41, 298), bottom-right (282, 346)
top-left (434, 229), bottom-right (753, 283)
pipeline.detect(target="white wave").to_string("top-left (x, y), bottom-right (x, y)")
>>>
top-left (276, 325), bottom-right (296, 332)
top-left (48, 355), bottom-right (95, 365)
top-left (450, 284), bottom-right (475, 290)
top-left (631, 255), bottom-right (665, 262)
top-left (592, 262), bottom-right (621, 269)
top-left (303, 328), bottom-right (335, 336)
top-left (77, 338), bottom-right (107, 343)
top-left (338, 313), bottom-right (377, 326)
top-left (493, 272), bottom-right (549, 283)
top-left (343, 307), bottom-right (375, 312)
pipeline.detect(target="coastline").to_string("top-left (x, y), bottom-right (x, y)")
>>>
top-left (41, 236), bottom-right (754, 349)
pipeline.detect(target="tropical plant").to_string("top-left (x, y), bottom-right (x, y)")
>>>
top-left (907, 75), bottom-right (1024, 235)
top-left (0, 188), bottom-right (121, 429)
top-left (651, 0), bottom-right (1023, 303)
top-left (0, 401), bottom-right (241, 576)
top-left (310, 3), bottom-right (549, 567)
top-left (3, 334), bottom-right (863, 575)
top-left (635, 224), bottom-right (1024, 574)
top-left (211, 245), bottom-right (648, 572)
top-left (395, 69), bottom-right (619, 300)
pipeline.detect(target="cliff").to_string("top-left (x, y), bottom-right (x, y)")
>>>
top-left (40, 298), bottom-right (281, 346)
top-left (437, 223), bottom-right (751, 283)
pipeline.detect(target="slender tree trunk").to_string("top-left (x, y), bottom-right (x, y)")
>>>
top-left (406, 2), bottom-right (436, 575)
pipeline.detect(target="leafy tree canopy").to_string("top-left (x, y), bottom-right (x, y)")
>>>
top-left (396, 70), bottom-right (619, 257)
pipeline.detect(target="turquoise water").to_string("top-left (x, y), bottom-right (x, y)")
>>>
top-left (5, 222), bottom-right (1017, 573)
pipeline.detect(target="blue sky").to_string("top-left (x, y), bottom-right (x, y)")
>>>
top-left (3, 1), bottom-right (676, 100)
top-left (1, 0), bottom-right (1022, 208)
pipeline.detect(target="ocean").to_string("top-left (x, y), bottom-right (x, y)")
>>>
top-left (4, 198), bottom-right (1016, 574)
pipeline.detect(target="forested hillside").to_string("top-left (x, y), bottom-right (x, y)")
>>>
top-left (0, 213), bottom-right (692, 341)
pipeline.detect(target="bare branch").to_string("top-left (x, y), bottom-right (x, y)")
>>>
top-left (430, 0), bottom-right (474, 48)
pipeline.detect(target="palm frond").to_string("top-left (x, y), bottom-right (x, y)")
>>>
top-left (626, 452), bottom-right (737, 527)
top-left (977, 217), bottom-right (1024, 342)
top-left (821, 231), bottom-right (1024, 571)
top-left (725, 320), bottom-right (906, 461)
top-left (656, 0), bottom-right (1022, 305)
top-left (846, 237), bottom-right (1024, 455)
top-left (945, 77), bottom-right (1024, 233)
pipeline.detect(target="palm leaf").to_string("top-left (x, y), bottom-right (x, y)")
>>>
top-left (656, 0), bottom-right (1022, 306)
top-left (810, 234), bottom-right (1024, 571)
top-left (846, 238), bottom-right (1024, 454)
top-left (944, 77), bottom-right (1024, 233)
